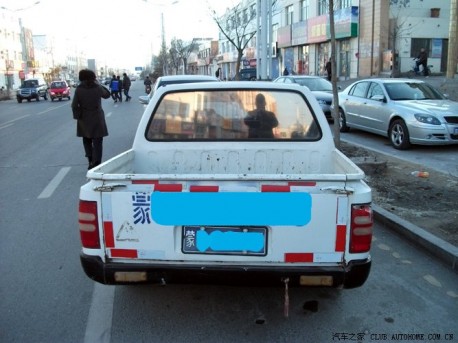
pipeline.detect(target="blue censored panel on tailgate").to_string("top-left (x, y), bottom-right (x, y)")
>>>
top-left (151, 192), bottom-right (312, 226)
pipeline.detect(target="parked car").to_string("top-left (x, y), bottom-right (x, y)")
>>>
top-left (234, 67), bottom-right (257, 81)
top-left (139, 74), bottom-right (219, 104)
top-left (273, 75), bottom-right (337, 121)
top-left (337, 78), bottom-right (458, 149)
top-left (16, 78), bottom-right (48, 103)
top-left (49, 80), bottom-right (71, 101)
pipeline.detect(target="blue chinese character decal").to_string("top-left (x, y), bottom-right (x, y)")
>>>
top-left (132, 192), bottom-right (151, 224)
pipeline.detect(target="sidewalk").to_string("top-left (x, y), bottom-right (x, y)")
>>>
top-left (336, 75), bottom-right (458, 101)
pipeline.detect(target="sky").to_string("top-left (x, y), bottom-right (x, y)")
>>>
top-left (1, 0), bottom-right (237, 70)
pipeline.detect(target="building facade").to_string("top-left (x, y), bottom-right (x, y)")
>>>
top-left (217, 0), bottom-right (454, 81)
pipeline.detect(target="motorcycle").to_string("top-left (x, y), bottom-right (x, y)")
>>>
top-left (145, 84), bottom-right (152, 94)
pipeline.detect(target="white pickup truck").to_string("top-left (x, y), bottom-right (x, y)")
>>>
top-left (78, 81), bottom-right (373, 289)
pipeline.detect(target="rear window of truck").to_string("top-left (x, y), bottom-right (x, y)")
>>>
top-left (145, 89), bottom-right (321, 141)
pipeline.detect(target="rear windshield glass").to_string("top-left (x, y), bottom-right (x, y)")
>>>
top-left (145, 89), bottom-right (321, 141)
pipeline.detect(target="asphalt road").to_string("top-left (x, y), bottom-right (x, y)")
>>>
top-left (0, 82), bottom-right (456, 343)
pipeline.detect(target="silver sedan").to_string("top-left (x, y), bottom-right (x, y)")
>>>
top-left (337, 78), bottom-right (458, 149)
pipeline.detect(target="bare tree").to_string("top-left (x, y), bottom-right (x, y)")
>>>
top-left (389, 0), bottom-right (414, 77)
top-left (171, 38), bottom-right (199, 75)
top-left (210, 3), bottom-right (257, 80)
top-left (169, 39), bottom-right (182, 75)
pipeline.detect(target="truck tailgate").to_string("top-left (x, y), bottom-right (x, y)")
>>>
top-left (100, 179), bottom-right (350, 264)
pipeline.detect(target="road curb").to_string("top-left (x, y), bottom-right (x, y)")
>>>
top-left (373, 204), bottom-right (458, 272)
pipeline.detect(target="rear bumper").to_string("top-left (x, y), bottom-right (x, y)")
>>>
top-left (80, 253), bottom-right (371, 289)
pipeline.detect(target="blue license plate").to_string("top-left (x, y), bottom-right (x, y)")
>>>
top-left (182, 226), bottom-right (267, 256)
top-left (454, 127), bottom-right (458, 134)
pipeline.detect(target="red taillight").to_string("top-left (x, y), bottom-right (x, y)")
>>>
top-left (350, 204), bottom-right (373, 253)
top-left (78, 200), bottom-right (100, 249)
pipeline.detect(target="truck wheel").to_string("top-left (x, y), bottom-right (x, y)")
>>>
top-left (339, 108), bottom-right (350, 132)
top-left (36, 95), bottom-right (40, 101)
top-left (51, 98), bottom-right (54, 102)
top-left (27, 99), bottom-right (31, 102)
top-left (17, 98), bottom-right (22, 103)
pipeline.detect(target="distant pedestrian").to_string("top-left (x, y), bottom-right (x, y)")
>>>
top-left (416, 48), bottom-right (429, 76)
top-left (283, 67), bottom-right (289, 76)
top-left (71, 69), bottom-right (111, 169)
top-left (144, 76), bottom-right (152, 94)
top-left (109, 75), bottom-right (120, 103)
top-left (215, 67), bottom-right (221, 79)
top-left (122, 73), bottom-right (132, 101)
top-left (116, 75), bottom-right (123, 102)
top-left (325, 59), bottom-right (332, 81)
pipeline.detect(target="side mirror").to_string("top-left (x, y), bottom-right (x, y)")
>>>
top-left (371, 94), bottom-right (386, 102)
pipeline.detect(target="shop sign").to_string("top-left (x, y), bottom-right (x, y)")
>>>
top-left (307, 15), bottom-right (327, 43)
top-left (277, 25), bottom-right (292, 48)
top-left (291, 21), bottom-right (307, 46)
top-left (327, 6), bottom-right (359, 39)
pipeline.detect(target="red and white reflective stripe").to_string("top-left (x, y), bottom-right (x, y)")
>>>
top-left (109, 249), bottom-right (138, 259)
top-left (335, 197), bottom-right (348, 252)
top-left (189, 185), bottom-right (219, 192)
top-left (262, 181), bottom-right (316, 192)
top-left (130, 180), bottom-right (316, 192)
top-left (284, 196), bottom-right (348, 263)
top-left (131, 180), bottom-right (182, 192)
top-left (284, 252), bottom-right (343, 263)
top-left (104, 221), bottom-right (115, 248)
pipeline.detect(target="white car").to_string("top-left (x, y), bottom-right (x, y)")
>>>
top-left (337, 78), bottom-right (458, 149)
top-left (139, 75), bottom-right (219, 104)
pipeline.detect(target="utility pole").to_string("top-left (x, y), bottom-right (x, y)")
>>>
top-left (446, 0), bottom-right (457, 78)
top-left (161, 12), bottom-right (168, 76)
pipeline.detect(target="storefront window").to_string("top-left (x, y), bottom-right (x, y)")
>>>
top-left (297, 46), bottom-right (309, 75)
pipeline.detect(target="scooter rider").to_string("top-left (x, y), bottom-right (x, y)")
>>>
top-left (144, 76), bottom-right (152, 94)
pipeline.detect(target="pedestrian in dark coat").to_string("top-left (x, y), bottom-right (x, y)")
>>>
top-left (416, 48), bottom-right (429, 76)
top-left (325, 59), bottom-right (332, 81)
top-left (71, 69), bottom-right (111, 169)
top-left (116, 75), bottom-right (123, 102)
top-left (122, 73), bottom-right (132, 101)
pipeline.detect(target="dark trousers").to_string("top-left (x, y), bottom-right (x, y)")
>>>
top-left (124, 88), bottom-right (131, 100)
top-left (416, 61), bottom-right (428, 76)
top-left (83, 137), bottom-right (103, 166)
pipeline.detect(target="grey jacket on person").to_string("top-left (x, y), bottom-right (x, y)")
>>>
top-left (72, 81), bottom-right (111, 138)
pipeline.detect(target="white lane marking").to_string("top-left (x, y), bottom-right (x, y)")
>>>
top-left (0, 114), bottom-right (31, 129)
top-left (37, 167), bottom-right (71, 199)
top-left (106, 111), bottom-right (112, 118)
top-left (37, 103), bottom-right (69, 115)
top-left (0, 123), bottom-right (14, 130)
top-left (84, 283), bottom-right (115, 343)
top-left (377, 243), bottom-right (391, 251)
top-left (423, 274), bottom-right (442, 288)
top-left (446, 291), bottom-right (458, 298)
